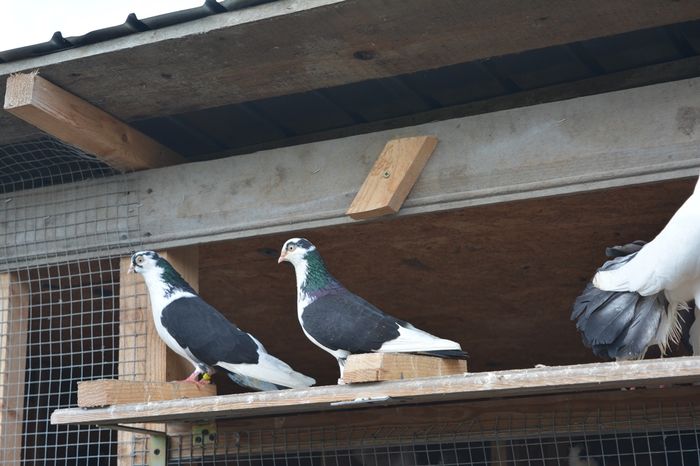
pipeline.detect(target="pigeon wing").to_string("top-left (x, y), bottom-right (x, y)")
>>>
top-left (161, 296), bottom-right (261, 366)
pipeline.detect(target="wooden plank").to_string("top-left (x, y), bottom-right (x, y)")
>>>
top-left (3, 73), bottom-right (184, 171)
top-left (341, 353), bottom-right (466, 383)
top-left (2, 0), bottom-right (700, 145)
top-left (347, 136), bottom-right (437, 219)
top-left (77, 380), bottom-right (216, 408)
top-left (51, 357), bottom-right (700, 425)
top-left (0, 273), bottom-right (29, 466)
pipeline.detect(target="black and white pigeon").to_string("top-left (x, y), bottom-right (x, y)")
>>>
top-left (278, 238), bottom-right (467, 379)
top-left (572, 175), bottom-right (700, 360)
top-left (129, 250), bottom-right (315, 391)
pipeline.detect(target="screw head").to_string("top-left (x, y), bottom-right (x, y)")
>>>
top-left (382, 170), bottom-right (390, 178)
top-left (154, 449), bottom-right (161, 456)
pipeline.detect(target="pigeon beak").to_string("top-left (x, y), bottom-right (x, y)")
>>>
top-left (127, 264), bottom-right (134, 274)
top-left (277, 253), bottom-right (286, 264)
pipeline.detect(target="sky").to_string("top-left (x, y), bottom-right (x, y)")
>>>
top-left (0, 0), bottom-right (202, 51)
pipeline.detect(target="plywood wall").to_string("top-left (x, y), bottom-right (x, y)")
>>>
top-left (199, 178), bottom-right (695, 390)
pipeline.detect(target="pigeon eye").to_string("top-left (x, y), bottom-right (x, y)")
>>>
top-left (135, 255), bottom-right (145, 265)
top-left (287, 244), bottom-right (297, 252)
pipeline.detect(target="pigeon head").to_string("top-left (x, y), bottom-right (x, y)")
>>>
top-left (278, 238), bottom-right (316, 266)
top-left (279, 238), bottom-right (337, 294)
top-left (129, 250), bottom-right (196, 295)
top-left (129, 250), bottom-right (160, 274)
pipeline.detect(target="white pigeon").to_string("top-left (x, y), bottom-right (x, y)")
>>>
top-left (572, 174), bottom-right (700, 359)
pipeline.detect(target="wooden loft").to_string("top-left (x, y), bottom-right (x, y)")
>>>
top-left (51, 357), bottom-right (700, 426)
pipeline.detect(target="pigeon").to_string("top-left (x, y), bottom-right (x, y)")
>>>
top-left (129, 250), bottom-right (315, 391)
top-left (278, 238), bottom-right (467, 379)
top-left (572, 174), bottom-right (700, 360)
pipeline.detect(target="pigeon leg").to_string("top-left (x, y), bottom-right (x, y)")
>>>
top-left (182, 368), bottom-right (211, 386)
top-left (337, 358), bottom-right (346, 385)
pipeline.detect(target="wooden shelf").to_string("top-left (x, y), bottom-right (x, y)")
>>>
top-left (52, 357), bottom-right (700, 427)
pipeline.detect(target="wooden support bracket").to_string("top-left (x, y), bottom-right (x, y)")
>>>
top-left (342, 353), bottom-right (467, 384)
top-left (0, 273), bottom-right (29, 466)
top-left (347, 136), bottom-right (438, 220)
top-left (77, 380), bottom-right (217, 408)
top-left (3, 72), bottom-right (184, 171)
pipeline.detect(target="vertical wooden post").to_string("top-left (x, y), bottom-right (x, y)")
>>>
top-left (490, 440), bottom-right (509, 466)
top-left (0, 273), bottom-right (29, 466)
top-left (118, 247), bottom-right (199, 465)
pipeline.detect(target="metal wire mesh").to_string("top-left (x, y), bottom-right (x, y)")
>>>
top-left (161, 402), bottom-right (700, 466)
top-left (0, 136), bottom-right (146, 465)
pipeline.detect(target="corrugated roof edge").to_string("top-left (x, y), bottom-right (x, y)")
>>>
top-left (0, 0), bottom-right (275, 64)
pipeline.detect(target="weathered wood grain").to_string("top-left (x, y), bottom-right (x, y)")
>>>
top-left (347, 136), bottom-right (437, 219)
top-left (77, 380), bottom-right (216, 408)
top-left (342, 353), bottom-right (467, 383)
top-left (51, 357), bottom-right (700, 425)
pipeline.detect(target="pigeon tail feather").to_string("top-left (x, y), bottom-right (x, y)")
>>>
top-left (226, 372), bottom-right (284, 391)
top-left (419, 349), bottom-right (469, 359)
top-left (378, 324), bottom-right (464, 355)
top-left (218, 353), bottom-right (315, 390)
top-left (573, 244), bottom-right (669, 360)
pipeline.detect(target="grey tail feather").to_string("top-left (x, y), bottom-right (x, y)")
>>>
top-left (419, 349), bottom-right (469, 359)
top-left (605, 240), bottom-right (646, 258)
top-left (572, 241), bottom-right (666, 360)
top-left (226, 372), bottom-right (285, 391)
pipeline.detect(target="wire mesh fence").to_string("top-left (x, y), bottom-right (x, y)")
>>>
top-left (159, 402), bottom-right (700, 466)
top-left (0, 136), bottom-right (145, 465)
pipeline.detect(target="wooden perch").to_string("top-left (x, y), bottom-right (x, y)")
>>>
top-left (347, 136), bottom-right (438, 220)
top-left (342, 353), bottom-right (467, 383)
top-left (52, 357), bottom-right (700, 426)
top-left (77, 380), bottom-right (217, 408)
top-left (3, 72), bottom-right (184, 171)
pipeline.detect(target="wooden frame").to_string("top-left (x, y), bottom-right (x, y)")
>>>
top-left (4, 77), bottom-right (700, 267)
top-left (3, 73), bottom-right (184, 171)
top-left (0, 273), bottom-right (29, 466)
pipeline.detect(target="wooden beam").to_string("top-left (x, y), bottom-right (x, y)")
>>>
top-left (347, 136), bottom-right (437, 220)
top-left (77, 380), bottom-right (216, 408)
top-left (3, 73), bottom-right (184, 171)
top-left (52, 356), bottom-right (700, 425)
top-left (1, 0), bottom-right (700, 143)
top-left (341, 353), bottom-right (466, 383)
top-left (5, 77), bottom-right (700, 265)
top-left (0, 273), bottom-right (29, 466)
